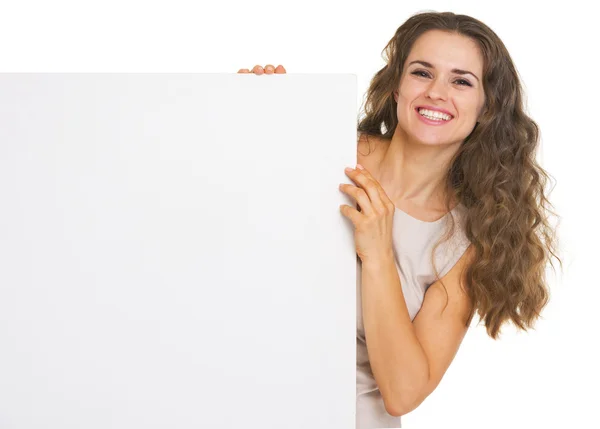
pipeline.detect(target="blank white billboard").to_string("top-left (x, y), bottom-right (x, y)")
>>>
top-left (0, 74), bottom-right (358, 428)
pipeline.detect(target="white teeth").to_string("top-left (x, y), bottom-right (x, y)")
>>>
top-left (418, 108), bottom-right (452, 121)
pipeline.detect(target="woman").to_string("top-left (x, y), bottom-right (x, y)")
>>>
top-left (238, 11), bottom-right (561, 429)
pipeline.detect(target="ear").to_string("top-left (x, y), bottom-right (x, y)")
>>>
top-left (393, 90), bottom-right (398, 103)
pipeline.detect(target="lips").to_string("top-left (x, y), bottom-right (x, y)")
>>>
top-left (415, 107), bottom-right (453, 125)
top-left (415, 106), bottom-right (454, 117)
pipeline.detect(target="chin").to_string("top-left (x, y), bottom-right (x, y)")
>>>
top-left (409, 132), bottom-right (452, 145)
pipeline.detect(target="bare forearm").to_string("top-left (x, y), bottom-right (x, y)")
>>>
top-left (361, 254), bottom-right (429, 414)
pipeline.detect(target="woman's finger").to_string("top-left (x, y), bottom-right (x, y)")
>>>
top-left (340, 203), bottom-right (361, 225)
top-left (355, 165), bottom-right (395, 209)
top-left (345, 167), bottom-right (386, 213)
top-left (340, 183), bottom-right (371, 216)
top-left (239, 65), bottom-right (286, 74)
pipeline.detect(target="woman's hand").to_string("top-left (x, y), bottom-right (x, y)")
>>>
top-left (237, 65), bottom-right (287, 75)
top-left (339, 165), bottom-right (396, 264)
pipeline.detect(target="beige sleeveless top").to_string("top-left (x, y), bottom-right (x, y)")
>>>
top-left (356, 202), bottom-right (471, 428)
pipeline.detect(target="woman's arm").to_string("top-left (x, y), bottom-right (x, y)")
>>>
top-left (361, 245), bottom-right (475, 416)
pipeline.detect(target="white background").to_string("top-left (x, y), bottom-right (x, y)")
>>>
top-left (1, 1), bottom-right (598, 428)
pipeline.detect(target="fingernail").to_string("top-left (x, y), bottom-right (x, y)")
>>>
top-left (356, 164), bottom-right (364, 170)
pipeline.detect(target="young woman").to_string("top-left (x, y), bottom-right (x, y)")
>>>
top-left (238, 11), bottom-right (560, 429)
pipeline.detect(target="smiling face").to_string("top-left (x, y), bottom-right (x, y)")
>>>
top-left (393, 29), bottom-right (486, 146)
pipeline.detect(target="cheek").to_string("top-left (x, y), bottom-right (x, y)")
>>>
top-left (455, 95), bottom-right (484, 119)
top-left (397, 82), bottom-right (421, 102)
top-left (396, 86), bottom-right (419, 116)
top-left (469, 90), bottom-right (486, 115)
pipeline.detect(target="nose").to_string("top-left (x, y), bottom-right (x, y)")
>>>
top-left (425, 78), bottom-right (449, 101)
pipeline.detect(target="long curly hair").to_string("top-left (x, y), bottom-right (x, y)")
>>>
top-left (357, 11), bottom-right (562, 339)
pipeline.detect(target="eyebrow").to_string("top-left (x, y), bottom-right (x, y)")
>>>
top-left (408, 60), bottom-right (480, 82)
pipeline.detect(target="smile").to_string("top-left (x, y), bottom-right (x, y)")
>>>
top-left (415, 108), bottom-right (453, 126)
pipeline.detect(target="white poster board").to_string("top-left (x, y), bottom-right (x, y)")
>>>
top-left (0, 73), bottom-right (357, 428)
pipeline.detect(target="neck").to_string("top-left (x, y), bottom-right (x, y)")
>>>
top-left (374, 125), bottom-right (461, 210)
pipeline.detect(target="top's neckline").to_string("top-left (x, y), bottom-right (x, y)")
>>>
top-left (394, 203), bottom-right (462, 224)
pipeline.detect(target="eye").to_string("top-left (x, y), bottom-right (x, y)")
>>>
top-left (411, 70), bottom-right (473, 87)
top-left (412, 70), bottom-right (429, 78)
top-left (456, 79), bottom-right (473, 87)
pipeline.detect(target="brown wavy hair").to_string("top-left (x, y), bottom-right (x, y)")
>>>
top-left (356, 10), bottom-right (562, 339)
